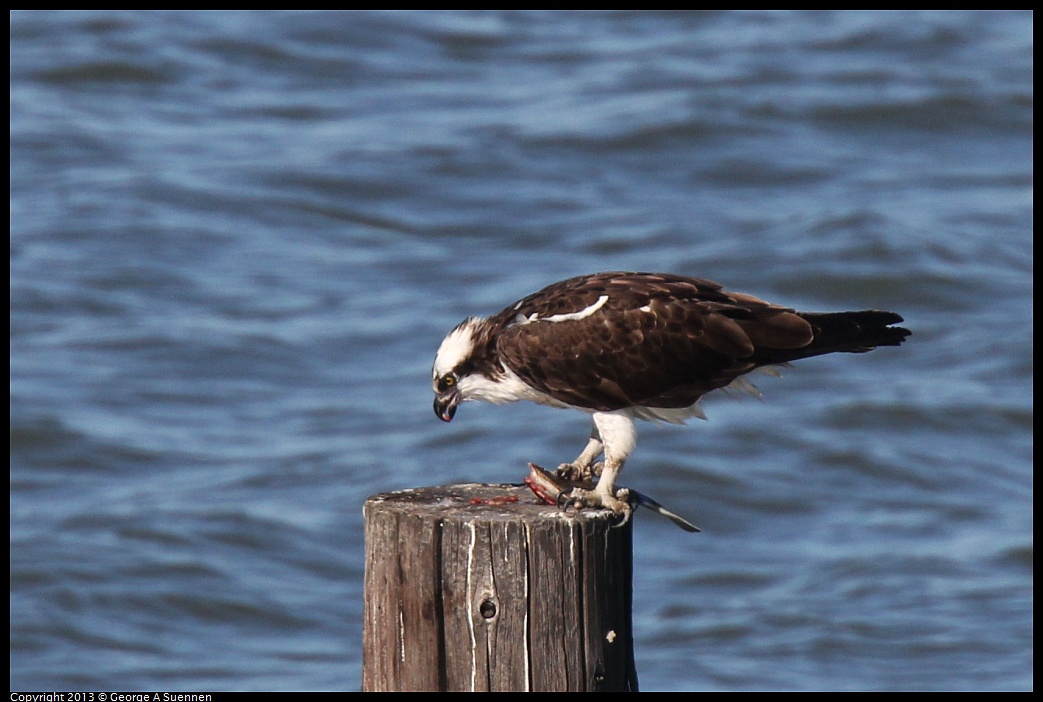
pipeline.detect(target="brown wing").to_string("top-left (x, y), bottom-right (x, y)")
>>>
top-left (491, 272), bottom-right (819, 411)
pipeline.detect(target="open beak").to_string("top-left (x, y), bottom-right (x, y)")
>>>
top-left (433, 393), bottom-right (459, 422)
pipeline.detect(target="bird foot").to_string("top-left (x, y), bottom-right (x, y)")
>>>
top-left (557, 487), bottom-right (632, 527)
top-left (555, 461), bottom-right (603, 483)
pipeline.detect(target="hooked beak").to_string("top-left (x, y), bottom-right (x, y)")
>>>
top-left (434, 393), bottom-right (459, 422)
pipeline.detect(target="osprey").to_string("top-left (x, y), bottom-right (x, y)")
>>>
top-left (432, 271), bottom-right (910, 522)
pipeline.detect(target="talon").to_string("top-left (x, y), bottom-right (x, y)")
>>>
top-left (606, 490), bottom-right (633, 527)
top-left (611, 509), bottom-right (631, 528)
top-left (557, 489), bottom-right (583, 516)
top-left (553, 486), bottom-right (633, 526)
top-left (556, 486), bottom-right (593, 516)
top-left (555, 461), bottom-right (601, 484)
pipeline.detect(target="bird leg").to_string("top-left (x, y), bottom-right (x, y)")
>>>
top-left (555, 426), bottom-right (603, 483)
top-left (557, 412), bottom-right (636, 524)
top-left (558, 458), bottom-right (632, 524)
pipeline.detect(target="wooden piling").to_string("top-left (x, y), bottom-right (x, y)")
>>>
top-left (362, 483), bottom-right (637, 692)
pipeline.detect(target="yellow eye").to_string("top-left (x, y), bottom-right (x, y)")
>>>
top-left (439, 374), bottom-right (457, 392)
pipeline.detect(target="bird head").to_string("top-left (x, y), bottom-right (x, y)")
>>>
top-left (432, 317), bottom-right (483, 422)
top-left (432, 372), bottom-right (461, 422)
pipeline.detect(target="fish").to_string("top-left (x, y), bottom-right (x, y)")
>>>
top-left (524, 463), bottom-right (699, 533)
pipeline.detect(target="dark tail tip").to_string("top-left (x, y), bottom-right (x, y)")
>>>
top-left (802, 310), bottom-right (911, 354)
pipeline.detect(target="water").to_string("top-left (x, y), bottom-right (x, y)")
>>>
top-left (10, 10), bottom-right (1032, 691)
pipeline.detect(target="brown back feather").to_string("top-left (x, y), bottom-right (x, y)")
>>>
top-left (487, 272), bottom-right (909, 411)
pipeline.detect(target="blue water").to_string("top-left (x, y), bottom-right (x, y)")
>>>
top-left (10, 10), bottom-right (1032, 691)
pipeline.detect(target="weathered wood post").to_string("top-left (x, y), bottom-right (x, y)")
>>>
top-left (362, 482), bottom-right (637, 691)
